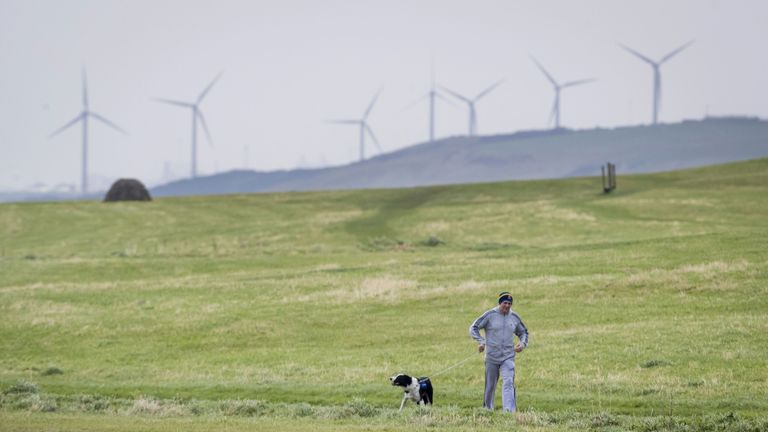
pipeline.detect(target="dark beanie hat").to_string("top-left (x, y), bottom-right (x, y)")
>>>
top-left (498, 291), bottom-right (513, 304)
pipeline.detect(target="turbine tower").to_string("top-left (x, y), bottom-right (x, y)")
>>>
top-left (530, 56), bottom-right (596, 129)
top-left (421, 64), bottom-right (452, 142)
top-left (619, 41), bottom-right (694, 124)
top-left (49, 69), bottom-right (127, 195)
top-left (427, 67), bottom-right (438, 142)
top-left (328, 89), bottom-right (383, 162)
top-left (154, 73), bottom-right (222, 178)
top-left (440, 79), bottom-right (504, 136)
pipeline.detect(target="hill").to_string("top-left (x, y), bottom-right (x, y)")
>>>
top-left (152, 116), bottom-right (768, 197)
top-left (1, 159), bottom-right (767, 431)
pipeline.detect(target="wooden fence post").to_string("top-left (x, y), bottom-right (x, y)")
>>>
top-left (602, 163), bottom-right (617, 193)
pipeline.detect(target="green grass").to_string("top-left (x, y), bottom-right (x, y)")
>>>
top-left (1, 159), bottom-right (767, 431)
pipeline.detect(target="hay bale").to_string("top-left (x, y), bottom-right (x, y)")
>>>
top-left (104, 179), bottom-right (152, 202)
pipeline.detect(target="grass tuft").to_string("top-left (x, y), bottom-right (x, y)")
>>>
top-left (74, 394), bottom-right (112, 412)
top-left (219, 399), bottom-right (271, 417)
top-left (639, 359), bottom-right (672, 368)
top-left (128, 396), bottom-right (189, 417)
top-left (590, 411), bottom-right (620, 428)
top-left (339, 397), bottom-right (378, 418)
top-left (2, 380), bottom-right (39, 395)
top-left (421, 236), bottom-right (445, 247)
top-left (41, 366), bottom-right (64, 376)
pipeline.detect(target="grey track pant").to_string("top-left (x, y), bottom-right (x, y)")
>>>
top-left (483, 357), bottom-right (516, 411)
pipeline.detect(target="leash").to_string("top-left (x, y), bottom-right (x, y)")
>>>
top-left (419, 352), bottom-right (478, 382)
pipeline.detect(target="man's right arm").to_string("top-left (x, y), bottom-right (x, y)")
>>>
top-left (469, 310), bottom-right (491, 349)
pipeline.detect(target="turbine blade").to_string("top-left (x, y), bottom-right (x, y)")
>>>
top-left (475, 79), bottom-right (505, 101)
top-left (548, 102), bottom-right (557, 126)
top-left (90, 112), bottom-right (128, 135)
top-left (530, 56), bottom-right (558, 87)
top-left (402, 93), bottom-right (429, 111)
top-left (197, 72), bottom-right (223, 104)
top-left (49, 113), bottom-right (84, 138)
top-left (438, 85), bottom-right (471, 103)
top-left (364, 123), bottom-right (382, 153)
top-left (327, 119), bottom-right (360, 125)
top-left (197, 110), bottom-right (213, 147)
top-left (430, 59), bottom-right (436, 89)
top-left (363, 88), bottom-right (382, 119)
top-left (619, 43), bottom-right (656, 65)
top-left (562, 78), bottom-right (597, 88)
top-left (660, 40), bottom-right (694, 64)
top-left (82, 67), bottom-right (89, 109)
top-left (435, 91), bottom-right (457, 106)
top-left (153, 98), bottom-right (194, 108)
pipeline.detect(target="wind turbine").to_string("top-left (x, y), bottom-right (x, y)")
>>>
top-left (49, 69), bottom-right (127, 195)
top-left (405, 63), bottom-right (453, 142)
top-left (328, 89), bottom-right (383, 162)
top-left (530, 56), bottom-right (596, 129)
top-left (440, 79), bottom-right (504, 136)
top-left (154, 73), bottom-right (222, 178)
top-left (619, 41), bottom-right (694, 124)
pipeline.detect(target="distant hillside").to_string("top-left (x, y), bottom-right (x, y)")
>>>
top-left (151, 117), bottom-right (768, 198)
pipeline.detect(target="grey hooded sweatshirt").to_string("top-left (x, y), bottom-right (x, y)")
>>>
top-left (469, 306), bottom-right (529, 365)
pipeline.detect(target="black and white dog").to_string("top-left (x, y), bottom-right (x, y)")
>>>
top-left (390, 374), bottom-right (433, 411)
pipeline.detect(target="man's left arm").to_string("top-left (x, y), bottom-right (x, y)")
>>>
top-left (514, 317), bottom-right (529, 353)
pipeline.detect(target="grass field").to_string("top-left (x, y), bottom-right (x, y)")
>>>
top-left (1, 159), bottom-right (767, 431)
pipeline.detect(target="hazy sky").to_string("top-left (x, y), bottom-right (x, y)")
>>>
top-left (1, 0), bottom-right (767, 191)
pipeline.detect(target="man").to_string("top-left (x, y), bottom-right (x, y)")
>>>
top-left (469, 291), bottom-right (529, 412)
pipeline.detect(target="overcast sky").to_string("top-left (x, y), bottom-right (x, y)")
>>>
top-left (1, 0), bottom-right (767, 192)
